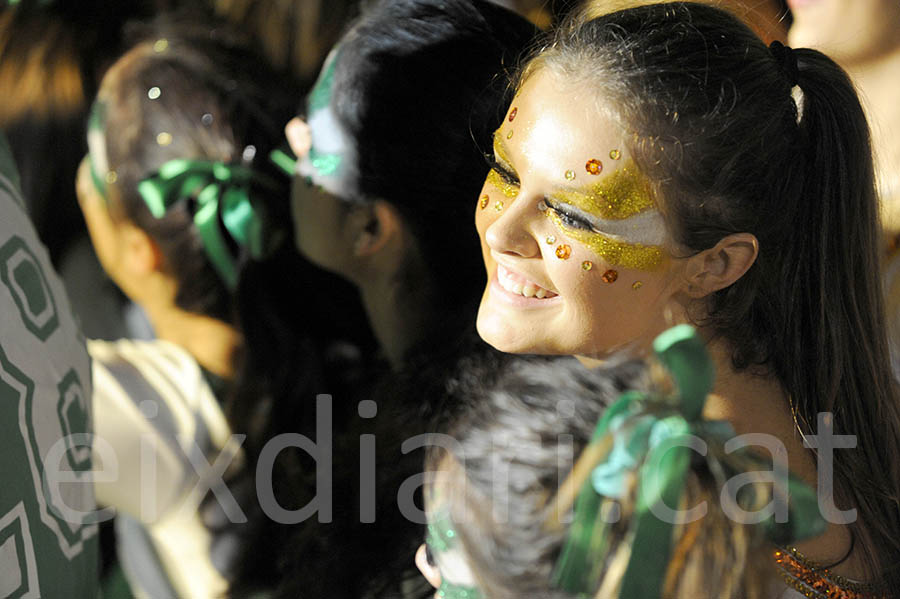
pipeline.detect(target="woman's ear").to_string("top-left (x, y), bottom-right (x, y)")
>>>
top-left (681, 233), bottom-right (758, 297)
top-left (352, 199), bottom-right (403, 257)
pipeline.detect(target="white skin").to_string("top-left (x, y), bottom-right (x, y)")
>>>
top-left (788, 0), bottom-right (900, 232)
top-left (475, 67), bottom-right (867, 578)
top-left (474, 71), bottom-right (683, 360)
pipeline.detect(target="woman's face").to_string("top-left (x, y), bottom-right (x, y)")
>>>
top-left (286, 117), bottom-right (358, 277)
top-left (475, 68), bottom-right (686, 360)
top-left (787, 0), bottom-right (900, 64)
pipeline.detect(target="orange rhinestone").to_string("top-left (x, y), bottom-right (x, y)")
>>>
top-left (555, 244), bottom-right (571, 260)
top-left (602, 269), bottom-right (618, 283)
top-left (480, 194), bottom-right (489, 209)
top-left (508, 107), bottom-right (517, 122)
top-left (585, 159), bottom-right (602, 175)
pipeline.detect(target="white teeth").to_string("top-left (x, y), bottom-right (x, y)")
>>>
top-left (497, 267), bottom-right (554, 299)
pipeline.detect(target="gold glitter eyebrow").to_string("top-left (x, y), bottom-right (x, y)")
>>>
top-left (547, 160), bottom-right (655, 221)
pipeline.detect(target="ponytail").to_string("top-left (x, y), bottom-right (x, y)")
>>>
top-left (785, 46), bottom-right (900, 584)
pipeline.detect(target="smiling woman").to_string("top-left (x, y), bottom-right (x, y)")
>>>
top-left (476, 82), bottom-right (681, 357)
top-left (474, 2), bottom-right (900, 596)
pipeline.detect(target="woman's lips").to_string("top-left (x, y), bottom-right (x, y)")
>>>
top-left (495, 263), bottom-right (558, 299)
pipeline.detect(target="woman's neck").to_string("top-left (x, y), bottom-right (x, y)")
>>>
top-left (146, 304), bottom-right (242, 380)
top-left (701, 338), bottom-right (869, 579)
top-left (358, 270), bottom-right (433, 370)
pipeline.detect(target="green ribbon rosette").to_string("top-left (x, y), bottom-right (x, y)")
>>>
top-left (137, 159), bottom-right (271, 289)
top-left (551, 324), bottom-right (826, 598)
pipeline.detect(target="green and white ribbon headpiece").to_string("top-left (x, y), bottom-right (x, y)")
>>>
top-left (296, 45), bottom-right (358, 199)
top-left (551, 324), bottom-right (827, 598)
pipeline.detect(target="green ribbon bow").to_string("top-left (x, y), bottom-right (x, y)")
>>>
top-left (137, 159), bottom-right (267, 289)
top-left (552, 324), bottom-right (826, 598)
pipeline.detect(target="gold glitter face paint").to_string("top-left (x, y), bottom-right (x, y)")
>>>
top-left (493, 129), bottom-right (515, 169)
top-left (548, 160), bottom-right (654, 221)
top-left (546, 210), bottom-right (664, 271)
top-left (486, 130), bottom-right (520, 199)
top-left (485, 169), bottom-right (519, 199)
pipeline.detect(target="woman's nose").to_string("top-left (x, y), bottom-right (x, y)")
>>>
top-left (484, 192), bottom-right (542, 258)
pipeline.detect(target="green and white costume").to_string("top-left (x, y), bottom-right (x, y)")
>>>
top-left (0, 132), bottom-right (99, 598)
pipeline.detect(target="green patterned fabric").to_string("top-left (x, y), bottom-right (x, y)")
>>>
top-left (0, 131), bottom-right (99, 598)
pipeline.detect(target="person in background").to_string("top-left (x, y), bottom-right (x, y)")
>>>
top-left (0, 132), bottom-right (98, 597)
top-left (276, 0), bottom-right (537, 596)
top-left (417, 327), bottom-right (827, 598)
top-left (76, 17), bottom-right (357, 597)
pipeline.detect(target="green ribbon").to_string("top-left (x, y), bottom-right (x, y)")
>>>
top-left (552, 324), bottom-right (826, 598)
top-left (136, 159), bottom-right (267, 289)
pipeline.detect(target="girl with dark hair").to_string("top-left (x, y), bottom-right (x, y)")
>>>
top-left (475, 2), bottom-right (900, 595)
top-left (417, 327), bottom-right (828, 598)
top-left (76, 19), bottom-right (354, 597)
top-left (272, 1), bottom-right (538, 597)
top-left (284, 0), bottom-right (537, 370)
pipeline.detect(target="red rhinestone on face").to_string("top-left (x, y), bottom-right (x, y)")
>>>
top-left (585, 159), bottom-right (602, 175)
top-left (509, 107), bottom-right (518, 122)
top-left (601, 269), bottom-right (618, 283)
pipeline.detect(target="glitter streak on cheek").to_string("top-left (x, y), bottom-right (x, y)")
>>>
top-left (485, 169), bottom-right (519, 199)
top-left (546, 211), bottom-right (665, 271)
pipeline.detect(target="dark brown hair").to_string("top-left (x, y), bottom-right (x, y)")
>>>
top-left (427, 357), bottom-right (774, 598)
top-left (99, 19), bottom-right (294, 322)
top-left (524, 1), bottom-right (900, 584)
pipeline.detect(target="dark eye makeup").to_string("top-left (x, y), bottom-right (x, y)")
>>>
top-left (485, 154), bottom-right (519, 187)
top-left (544, 197), bottom-right (597, 232)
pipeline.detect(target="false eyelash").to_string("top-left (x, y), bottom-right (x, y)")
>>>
top-left (544, 198), bottom-right (598, 232)
top-left (485, 156), bottom-right (520, 187)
